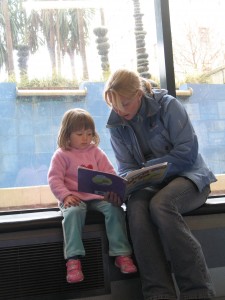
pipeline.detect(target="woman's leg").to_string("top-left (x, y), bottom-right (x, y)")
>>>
top-left (127, 187), bottom-right (177, 300)
top-left (89, 200), bottom-right (132, 256)
top-left (60, 202), bottom-right (87, 259)
top-left (150, 177), bottom-right (215, 300)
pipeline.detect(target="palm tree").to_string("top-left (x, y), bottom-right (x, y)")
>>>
top-left (58, 8), bottom-right (95, 81)
top-left (40, 7), bottom-right (94, 81)
top-left (58, 8), bottom-right (87, 81)
top-left (1, 1), bottom-right (95, 83)
top-left (0, 0), bottom-right (43, 80)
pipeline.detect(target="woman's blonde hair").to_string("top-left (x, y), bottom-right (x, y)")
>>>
top-left (104, 69), bottom-right (152, 111)
top-left (57, 108), bottom-right (100, 150)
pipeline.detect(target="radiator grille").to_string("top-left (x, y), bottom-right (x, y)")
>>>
top-left (0, 237), bottom-right (108, 300)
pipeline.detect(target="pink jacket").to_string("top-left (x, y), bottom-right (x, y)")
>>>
top-left (48, 144), bottom-right (116, 203)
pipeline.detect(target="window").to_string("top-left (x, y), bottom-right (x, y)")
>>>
top-left (0, 0), bottom-right (224, 211)
top-left (169, 0), bottom-right (225, 196)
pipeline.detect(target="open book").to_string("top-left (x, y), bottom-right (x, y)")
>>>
top-left (78, 162), bottom-right (170, 200)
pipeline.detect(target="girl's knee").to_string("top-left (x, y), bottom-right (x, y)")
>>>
top-left (108, 205), bottom-right (124, 217)
top-left (98, 201), bottom-right (123, 214)
top-left (63, 205), bottom-right (84, 217)
top-left (104, 206), bottom-right (126, 222)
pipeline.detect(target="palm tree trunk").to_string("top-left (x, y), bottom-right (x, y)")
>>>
top-left (1, 0), bottom-right (15, 77)
top-left (48, 11), bottom-right (57, 77)
top-left (55, 11), bottom-right (61, 76)
top-left (77, 9), bottom-right (89, 80)
top-left (69, 51), bottom-right (77, 81)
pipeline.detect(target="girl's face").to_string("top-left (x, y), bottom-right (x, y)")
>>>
top-left (112, 91), bottom-right (142, 120)
top-left (69, 128), bottom-right (93, 149)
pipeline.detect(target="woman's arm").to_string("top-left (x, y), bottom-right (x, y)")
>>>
top-left (109, 127), bottom-right (142, 177)
top-left (145, 98), bottom-right (199, 175)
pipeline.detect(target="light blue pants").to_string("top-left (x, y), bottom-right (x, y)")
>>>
top-left (60, 200), bottom-right (132, 259)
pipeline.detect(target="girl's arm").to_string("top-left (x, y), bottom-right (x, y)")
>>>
top-left (95, 147), bottom-right (117, 174)
top-left (48, 151), bottom-right (72, 202)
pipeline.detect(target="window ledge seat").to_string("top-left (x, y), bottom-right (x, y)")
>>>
top-left (0, 208), bottom-right (105, 233)
top-left (0, 196), bottom-right (225, 233)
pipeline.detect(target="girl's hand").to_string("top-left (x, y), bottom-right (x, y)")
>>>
top-left (104, 191), bottom-right (123, 207)
top-left (63, 194), bottom-right (81, 208)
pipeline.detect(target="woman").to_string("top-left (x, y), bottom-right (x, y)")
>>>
top-left (103, 69), bottom-right (216, 300)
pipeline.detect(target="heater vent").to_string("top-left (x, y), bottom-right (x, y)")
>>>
top-left (0, 237), bottom-right (109, 300)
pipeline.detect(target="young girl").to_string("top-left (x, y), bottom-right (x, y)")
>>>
top-left (48, 108), bottom-right (137, 284)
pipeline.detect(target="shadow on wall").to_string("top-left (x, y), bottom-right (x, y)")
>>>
top-left (15, 163), bottom-right (49, 187)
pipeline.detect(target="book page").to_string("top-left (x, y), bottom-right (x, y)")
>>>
top-left (126, 162), bottom-right (168, 179)
top-left (125, 162), bottom-right (170, 194)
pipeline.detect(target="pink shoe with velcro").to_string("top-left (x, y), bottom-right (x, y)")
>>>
top-left (115, 256), bottom-right (137, 274)
top-left (66, 259), bottom-right (84, 283)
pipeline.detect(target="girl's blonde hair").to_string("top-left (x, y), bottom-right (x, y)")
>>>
top-left (57, 108), bottom-right (100, 150)
top-left (104, 69), bottom-right (152, 111)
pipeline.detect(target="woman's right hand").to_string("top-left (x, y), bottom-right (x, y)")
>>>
top-left (104, 191), bottom-right (123, 207)
top-left (63, 194), bottom-right (81, 208)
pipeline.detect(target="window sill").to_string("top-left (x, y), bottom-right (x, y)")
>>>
top-left (16, 88), bottom-right (87, 97)
top-left (0, 174), bottom-right (225, 212)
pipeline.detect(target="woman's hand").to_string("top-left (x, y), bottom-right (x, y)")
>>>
top-left (104, 191), bottom-right (123, 206)
top-left (63, 194), bottom-right (81, 208)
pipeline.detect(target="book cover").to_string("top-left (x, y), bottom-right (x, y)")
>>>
top-left (78, 167), bottom-right (127, 199)
top-left (78, 162), bottom-right (170, 200)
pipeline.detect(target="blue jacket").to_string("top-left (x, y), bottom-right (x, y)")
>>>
top-left (106, 89), bottom-right (217, 192)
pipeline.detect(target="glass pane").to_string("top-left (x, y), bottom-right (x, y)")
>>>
top-left (0, 0), bottom-right (159, 210)
top-left (170, 0), bottom-right (225, 194)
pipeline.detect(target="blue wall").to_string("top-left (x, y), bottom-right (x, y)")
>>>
top-left (178, 83), bottom-right (225, 175)
top-left (0, 82), bottom-right (225, 188)
top-left (0, 82), bottom-right (115, 188)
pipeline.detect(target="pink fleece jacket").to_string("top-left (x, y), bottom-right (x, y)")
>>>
top-left (48, 144), bottom-right (116, 203)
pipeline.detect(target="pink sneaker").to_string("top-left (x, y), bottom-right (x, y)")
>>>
top-left (115, 256), bottom-right (137, 274)
top-left (66, 259), bottom-right (84, 283)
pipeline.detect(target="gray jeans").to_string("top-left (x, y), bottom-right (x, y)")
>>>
top-left (126, 177), bottom-right (215, 300)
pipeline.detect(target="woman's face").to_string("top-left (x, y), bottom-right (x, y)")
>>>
top-left (112, 91), bottom-right (142, 120)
